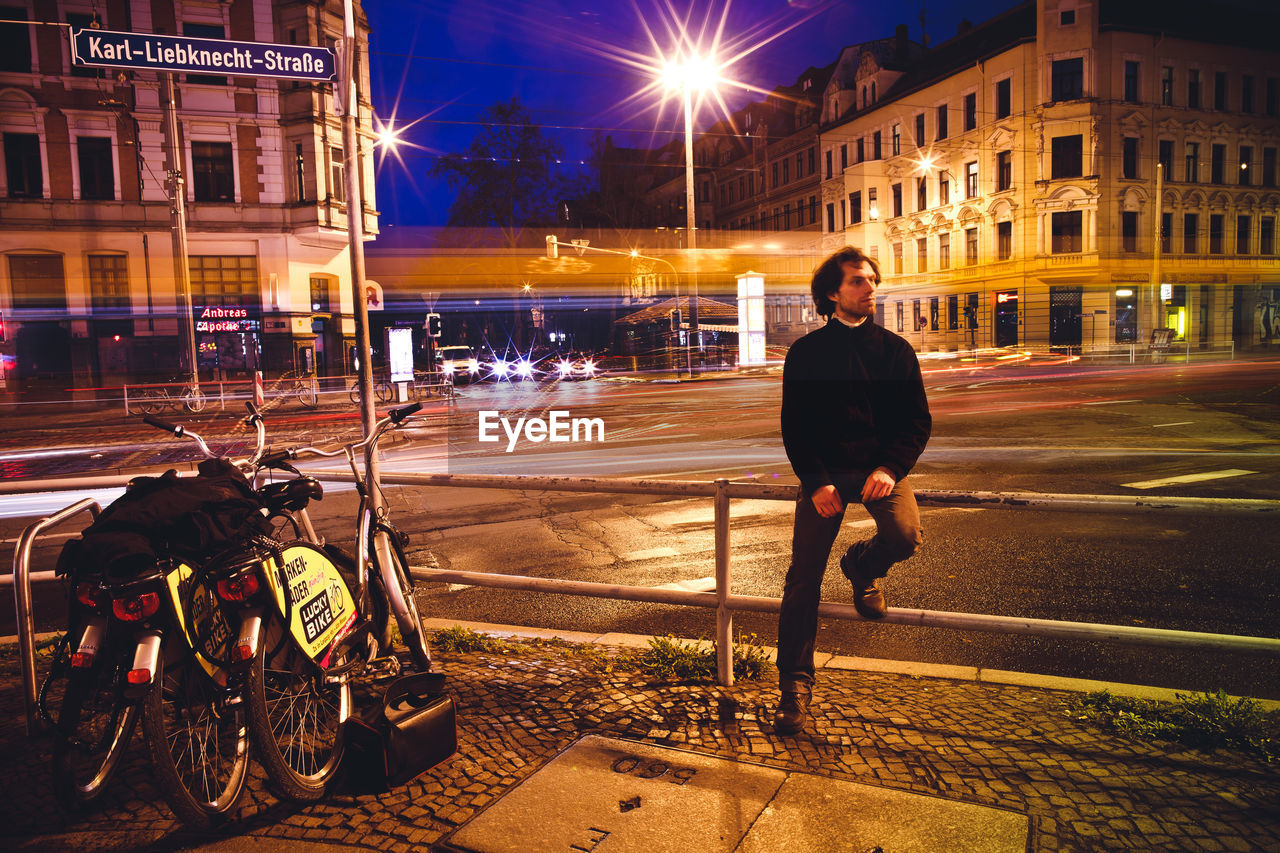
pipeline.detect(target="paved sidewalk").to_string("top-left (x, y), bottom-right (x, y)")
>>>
top-left (2, 620), bottom-right (1277, 853)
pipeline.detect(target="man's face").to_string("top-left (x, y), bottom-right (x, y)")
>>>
top-left (827, 260), bottom-right (879, 321)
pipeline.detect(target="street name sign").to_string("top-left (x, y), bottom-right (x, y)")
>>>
top-left (70, 28), bottom-right (334, 82)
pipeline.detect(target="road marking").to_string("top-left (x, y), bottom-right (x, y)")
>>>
top-left (1121, 469), bottom-right (1257, 489)
top-left (1152, 421), bottom-right (1194, 428)
top-left (1082, 399), bottom-right (1141, 405)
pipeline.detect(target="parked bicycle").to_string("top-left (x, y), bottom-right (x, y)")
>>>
top-left (145, 401), bottom-right (432, 802)
top-left (126, 379), bottom-right (208, 415)
top-left (349, 376), bottom-right (393, 404)
top-left (45, 410), bottom-right (270, 827)
top-left (275, 372), bottom-right (318, 409)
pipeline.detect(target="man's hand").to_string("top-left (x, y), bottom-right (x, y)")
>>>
top-left (810, 484), bottom-right (843, 518)
top-left (860, 467), bottom-right (896, 503)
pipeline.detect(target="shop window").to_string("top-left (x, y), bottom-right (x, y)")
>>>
top-left (948, 294), bottom-right (959, 330)
top-left (89, 254), bottom-right (130, 337)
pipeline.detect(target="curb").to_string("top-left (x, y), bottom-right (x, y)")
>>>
top-left (417, 618), bottom-right (1280, 710)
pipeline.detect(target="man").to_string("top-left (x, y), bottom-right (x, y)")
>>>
top-left (774, 246), bottom-right (932, 735)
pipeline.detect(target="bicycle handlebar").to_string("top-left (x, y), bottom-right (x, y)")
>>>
top-left (142, 415), bottom-right (183, 436)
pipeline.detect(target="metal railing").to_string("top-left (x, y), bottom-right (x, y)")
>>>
top-left (9, 471), bottom-right (1280, 734)
top-left (311, 471), bottom-right (1280, 687)
top-left (8, 498), bottom-right (102, 733)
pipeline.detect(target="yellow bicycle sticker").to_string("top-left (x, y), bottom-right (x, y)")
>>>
top-left (263, 543), bottom-right (357, 662)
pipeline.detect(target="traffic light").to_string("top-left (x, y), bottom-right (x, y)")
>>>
top-left (669, 308), bottom-right (682, 331)
top-left (425, 313), bottom-right (442, 338)
top-left (545, 235), bottom-right (558, 259)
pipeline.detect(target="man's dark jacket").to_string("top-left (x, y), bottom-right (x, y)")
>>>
top-left (781, 317), bottom-right (932, 497)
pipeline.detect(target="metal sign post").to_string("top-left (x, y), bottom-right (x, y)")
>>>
top-left (161, 72), bottom-right (199, 395)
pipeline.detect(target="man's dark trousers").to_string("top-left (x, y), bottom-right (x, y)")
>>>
top-left (776, 470), bottom-right (922, 695)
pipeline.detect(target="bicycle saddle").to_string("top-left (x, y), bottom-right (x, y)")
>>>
top-left (259, 477), bottom-right (324, 512)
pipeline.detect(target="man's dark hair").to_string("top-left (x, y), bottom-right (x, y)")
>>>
top-left (810, 247), bottom-right (881, 318)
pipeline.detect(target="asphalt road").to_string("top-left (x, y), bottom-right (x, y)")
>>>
top-left (3, 358), bottom-right (1278, 698)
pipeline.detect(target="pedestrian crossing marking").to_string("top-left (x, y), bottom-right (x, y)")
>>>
top-left (1121, 469), bottom-right (1257, 489)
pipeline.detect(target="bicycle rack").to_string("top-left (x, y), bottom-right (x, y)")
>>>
top-left (10, 498), bottom-right (102, 735)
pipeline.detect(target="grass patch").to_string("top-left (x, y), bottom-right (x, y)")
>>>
top-left (430, 626), bottom-right (528, 655)
top-left (1065, 689), bottom-right (1279, 763)
top-left (426, 627), bottom-right (772, 683)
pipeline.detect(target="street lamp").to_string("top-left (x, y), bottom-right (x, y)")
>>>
top-left (660, 52), bottom-right (720, 374)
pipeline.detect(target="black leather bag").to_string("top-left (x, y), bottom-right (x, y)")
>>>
top-left (341, 671), bottom-right (457, 791)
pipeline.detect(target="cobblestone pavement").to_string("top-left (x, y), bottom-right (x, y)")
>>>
top-left (2, 633), bottom-right (1277, 853)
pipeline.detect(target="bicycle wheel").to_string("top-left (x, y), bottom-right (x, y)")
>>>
top-left (375, 524), bottom-right (431, 671)
top-left (246, 624), bottom-right (351, 802)
top-left (181, 386), bottom-right (207, 414)
top-left (142, 643), bottom-right (250, 830)
top-left (348, 382), bottom-right (360, 404)
top-left (374, 381), bottom-right (393, 403)
top-left (297, 381), bottom-right (318, 409)
top-left (50, 665), bottom-right (140, 811)
top-left (139, 388), bottom-right (166, 415)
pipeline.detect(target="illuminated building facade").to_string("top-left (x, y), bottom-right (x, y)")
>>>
top-left (0, 0), bottom-right (376, 399)
top-left (819, 0), bottom-right (1280, 352)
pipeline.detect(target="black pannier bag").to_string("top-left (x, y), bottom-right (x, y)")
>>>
top-left (56, 458), bottom-right (269, 580)
top-left (340, 671), bottom-right (457, 792)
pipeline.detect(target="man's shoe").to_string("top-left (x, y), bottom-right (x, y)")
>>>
top-left (852, 580), bottom-right (887, 619)
top-left (773, 692), bottom-right (809, 735)
top-left (840, 548), bottom-right (887, 619)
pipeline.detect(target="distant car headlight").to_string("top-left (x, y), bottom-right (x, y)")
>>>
top-left (468, 359), bottom-right (479, 372)
top-left (516, 360), bottom-right (533, 378)
top-left (583, 360), bottom-right (596, 375)
top-left (558, 360), bottom-right (573, 375)
top-left (441, 363), bottom-right (455, 374)
top-left (492, 360), bottom-right (509, 377)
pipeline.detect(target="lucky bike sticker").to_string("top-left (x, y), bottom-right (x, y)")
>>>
top-left (299, 589), bottom-right (335, 644)
top-left (268, 544), bottom-right (356, 660)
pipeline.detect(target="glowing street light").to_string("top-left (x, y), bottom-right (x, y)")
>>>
top-left (658, 50), bottom-right (723, 375)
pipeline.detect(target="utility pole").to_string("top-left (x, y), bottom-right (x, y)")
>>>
top-left (340, 0), bottom-right (376, 444)
top-left (682, 84), bottom-right (698, 377)
top-left (1150, 161), bottom-right (1164, 336)
top-left (161, 72), bottom-right (199, 394)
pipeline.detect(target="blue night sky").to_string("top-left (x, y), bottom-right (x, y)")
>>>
top-left (363, 0), bottom-right (1023, 227)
